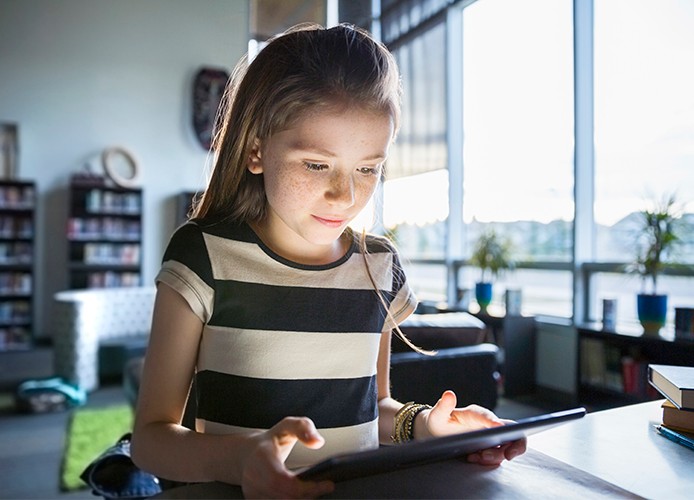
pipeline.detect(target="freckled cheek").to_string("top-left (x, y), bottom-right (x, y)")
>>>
top-left (355, 178), bottom-right (379, 206)
top-left (265, 175), bottom-right (314, 211)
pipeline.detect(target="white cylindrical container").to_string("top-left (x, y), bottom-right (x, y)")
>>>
top-left (602, 298), bottom-right (617, 331)
top-left (505, 289), bottom-right (522, 316)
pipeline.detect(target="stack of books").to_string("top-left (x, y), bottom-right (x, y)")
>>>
top-left (648, 364), bottom-right (694, 451)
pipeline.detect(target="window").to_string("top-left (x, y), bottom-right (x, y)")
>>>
top-left (592, 0), bottom-right (694, 325)
top-left (343, 0), bottom-right (694, 325)
top-left (594, 0), bottom-right (694, 248)
top-left (383, 20), bottom-right (448, 300)
top-left (461, 0), bottom-right (574, 312)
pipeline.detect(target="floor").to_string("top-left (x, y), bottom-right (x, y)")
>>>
top-left (0, 385), bottom-right (126, 500)
top-left (0, 384), bottom-right (558, 499)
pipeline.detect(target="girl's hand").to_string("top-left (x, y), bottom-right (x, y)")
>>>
top-left (241, 417), bottom-right (335, 499)
top-left (419, 390), bottom-right (527, 466)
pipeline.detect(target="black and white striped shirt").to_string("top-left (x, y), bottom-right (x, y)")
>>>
top-left (156, 219), bottom-right (416, 468)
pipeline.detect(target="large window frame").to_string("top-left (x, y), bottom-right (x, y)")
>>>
top-left (368, 0), bottom-right (693, 328)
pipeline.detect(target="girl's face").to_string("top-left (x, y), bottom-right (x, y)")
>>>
top-left (248, 106), bottom-right (394, 264)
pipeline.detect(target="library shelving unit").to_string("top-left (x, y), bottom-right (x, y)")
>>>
top-left (67, 175), bottom-right (142, 289)
top-left (577, 323), bottom-right (694, 408)
top-left (0, 180), bottom-right (35, 351)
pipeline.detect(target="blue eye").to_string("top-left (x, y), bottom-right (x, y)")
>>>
top-left (305, 162), bottom-right (327, 171)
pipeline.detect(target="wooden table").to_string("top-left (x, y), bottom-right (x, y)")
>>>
top-left (531, 399), bottom-right (693, 499)
top-left (155, 400), bottom-right (689, 498)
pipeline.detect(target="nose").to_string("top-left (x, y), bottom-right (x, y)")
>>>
top-left (325, 171), bottom-right (355, 208)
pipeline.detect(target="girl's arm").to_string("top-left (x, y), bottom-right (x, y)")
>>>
top-left (376, 324), bottom-right (404, 443)
top-left (376, 328), bottom-right (526, 465)
top-left (131, 284), bottom-right (333, 498)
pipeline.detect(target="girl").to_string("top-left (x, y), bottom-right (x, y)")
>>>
top-left (131, 23), bottom-right (526, 499)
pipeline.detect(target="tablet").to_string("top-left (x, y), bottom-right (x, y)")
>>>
top-left (298, 407), bottom-right (586, 482)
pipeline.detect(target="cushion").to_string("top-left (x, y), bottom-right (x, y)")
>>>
top-left (394, 312), bottom-right (488, 353)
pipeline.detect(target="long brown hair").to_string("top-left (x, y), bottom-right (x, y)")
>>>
top-left (192, 23), bottom-right (402, 222)
top-left (193, 23), bottom-right (428, 355)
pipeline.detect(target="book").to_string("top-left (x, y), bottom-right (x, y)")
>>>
top-left (621, 356), bottom-right (636, 395)
top-left (656, 425), bottom-right (694, 452)
top-left (648, 364), bottom-right (694, 410)
top-left (581, 338), bottom-right (605, 385)
top-left (661, 400), bottom-right (694, 433)
top-left (603, 345), bottom-right (623, 391)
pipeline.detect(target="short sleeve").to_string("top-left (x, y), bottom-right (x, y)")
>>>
top-left (156, 222), bottom-right (214, 323)
top-left (385, 251), bottom-right (417, 331)
top-left (365, 235), bottom-right (417, 331)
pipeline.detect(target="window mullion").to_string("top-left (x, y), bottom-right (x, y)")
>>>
top-left (573, 0), bottom-right (595, 324)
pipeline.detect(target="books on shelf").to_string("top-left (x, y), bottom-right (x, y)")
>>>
top-left (580, 338), bottom-right (624, 390)
top-left (580, 339), bottom-right (660, 399)
top-left (648, 364), bottom-right (694, 410)
top-left (661, 400), bottom-right (694, 433)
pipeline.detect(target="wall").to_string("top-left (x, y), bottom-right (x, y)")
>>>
top-left (0, 0), bottom-right (249, 338)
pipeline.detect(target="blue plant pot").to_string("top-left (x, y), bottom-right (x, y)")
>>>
top-left (475, 282), bottom-right (493, 312)
top-left (637, 293), bottom-right (668, 336)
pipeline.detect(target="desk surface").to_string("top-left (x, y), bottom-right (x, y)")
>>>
top-left (155, 400), bottom-right (690, 499)
top-left (154, 449), bottom-right (635, 499)
top-left (531, 399), bottom-right (693, 499)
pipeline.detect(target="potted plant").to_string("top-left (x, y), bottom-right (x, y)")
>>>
top-left (628, 195), bottom-right (683, 335)
top-left (469, 229), bottom-right (514, 313)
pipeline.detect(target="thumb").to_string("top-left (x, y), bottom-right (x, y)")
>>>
top-left (432, 390), bottom-right (457, 418)
top-left (425, 390), bottom-right (458, 430)
top-left (423, 390), bottom-right (458, 437)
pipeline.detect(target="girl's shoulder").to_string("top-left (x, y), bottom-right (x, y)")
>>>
top-left (179, 217), bottom-right (254, 242)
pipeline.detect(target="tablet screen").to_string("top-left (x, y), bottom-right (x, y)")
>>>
top-left (298, 407), bottom-right (586, 482)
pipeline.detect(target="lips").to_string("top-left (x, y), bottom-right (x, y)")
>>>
top-left (312, 215), bottom-right (347, 228)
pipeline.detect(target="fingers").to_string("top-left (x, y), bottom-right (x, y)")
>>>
top-left (244, 468), bottom-right (334, 499)
top-left (273, 416), bottom-right (326, 450)
top-left (466, 437), bottom-right (527, 465)
top-left (428, 392), bottom-right (510, 438)
top-left (295, 478), bottom-right (336, 499)
top-left (466, 447), bottom-right (503, 466)
top-left (251, 470), bottom-right (334, 499)
top-left (504, 436), bottom-right (527, 460)
top-left (466, 442), bottom-right (511, 465)
top-left (462, 413), bottom-right (527, 466)
top-left (242, 417), bottom-right (332, 499)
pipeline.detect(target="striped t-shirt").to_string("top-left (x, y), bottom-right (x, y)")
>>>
top-left (155, 219), bottom-right (416, 469)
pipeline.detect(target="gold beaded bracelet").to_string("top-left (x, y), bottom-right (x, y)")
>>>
top-left (392, 401), bottom-right (415, 442)
top-left (391, 402), bottom-right (432, 444)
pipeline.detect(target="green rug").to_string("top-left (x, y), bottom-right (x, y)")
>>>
top-left (61, 405), bottom-right (133, 491)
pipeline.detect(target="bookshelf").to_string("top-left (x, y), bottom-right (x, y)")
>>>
top-left (67, 176), bottom-right (142, 288)
top-left (577, 324), bottom-right (694, 407)
top-left (0, 180), bottom-right (35, 351)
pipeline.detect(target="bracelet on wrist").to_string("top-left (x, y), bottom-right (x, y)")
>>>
top-left (391, 402), bottom-right (431, 444)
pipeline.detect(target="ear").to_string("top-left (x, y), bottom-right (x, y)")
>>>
top-left (247, 139), bottom-right (263, 174)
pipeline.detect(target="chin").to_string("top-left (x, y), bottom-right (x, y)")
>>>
top-left (304, 228), bottom-right (346, 247)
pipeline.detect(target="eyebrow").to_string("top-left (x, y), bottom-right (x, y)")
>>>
top-left (291, 141), bottom-right (386, 162)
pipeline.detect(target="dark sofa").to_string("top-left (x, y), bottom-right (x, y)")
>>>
top-left (390, 312), bottom-right (499, 409)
